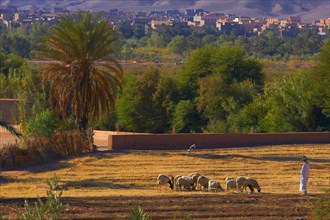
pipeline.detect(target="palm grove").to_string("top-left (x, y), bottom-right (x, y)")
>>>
top-left (0, 12), bottom-right (329, 142)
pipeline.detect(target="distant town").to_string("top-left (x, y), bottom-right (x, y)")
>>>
top-left (1, 5), bottom-right (329, 37)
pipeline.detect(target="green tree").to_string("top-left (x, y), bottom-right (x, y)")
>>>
top-left (260, 72), bottom-right (323, 132)
top-left (35, 12), bottom-right (123, 132)
top-left (116, 68), bottom-right (178, 133)
top-left (291, 30), bottom-right (323, 56)
top-left (312, 40), bottom-right (330, 117)
top-left (149, 31), bottom-right (167, 48)
top-left (172, 100), bottom-right (203, 133)
top-left (212, 46), bottom-right (264, 88)
top-left (117, 21), bottom-right (134, 39)
top-left (133, 24), bottom-right (146, 39)
top-left (252, 31), bottom-right (282, 56)
top-left (180, 46), bottom-right (215, 99)
top-left (0, 52), bottom-right (24, 76)
top-left (226, 96), bottom-right (267, 133)
top-left (167, 35), bottom-right (187, 55)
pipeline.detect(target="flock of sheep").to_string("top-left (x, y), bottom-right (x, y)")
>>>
top-left (157, 173), bottom-right (261, 193)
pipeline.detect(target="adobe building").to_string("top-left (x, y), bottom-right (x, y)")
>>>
top-left (0, 98), bottom-right (19, 123)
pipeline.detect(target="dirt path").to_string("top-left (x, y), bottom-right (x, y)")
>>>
top-left (0, 193), bottom-right (316, 219)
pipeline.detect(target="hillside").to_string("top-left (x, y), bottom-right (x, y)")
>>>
top-left (3, 0), bottom-right (330, 22)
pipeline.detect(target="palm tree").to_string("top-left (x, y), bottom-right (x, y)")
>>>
top-left (36, 12), bottom-right (123, 132)
top-left (0, 120), bottom-right (22, 138)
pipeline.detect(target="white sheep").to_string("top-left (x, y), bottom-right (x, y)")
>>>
top-left (247, 177), bottom-right (261, 193)
top-left (157, 174), bottom-right (174, 191)
top-left (187, 172), bottom-right (200, 177)
top-left (197, 175), bottom-right (209, 191)
top-left (225, 179), bottom-right (237, 192)
top-left (191, 173), bottom-right (201, 190)
top-left (208, 180), bottom-right (225, 192)
top-left (176, 176), bottom-right (194, 191)
top-left (236, 176), bottom-right (253, 193)
top-left (173, 175), bottom-right (182, 191)
top-left (224, 177), bottom-right (236, 183)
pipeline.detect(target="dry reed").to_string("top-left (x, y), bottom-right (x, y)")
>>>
top-left (0, 129), bottom-right (94, 170)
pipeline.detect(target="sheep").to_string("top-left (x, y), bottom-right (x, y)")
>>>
top-left (191, 173), bottom-right (201, 190)
top-left (236, 176), bottom-right (253, 193)
top-left (173, 175), bottom-right (182, 191)
top-left (176, 176), bottom-right (194, 191)
top-left (187, 144), bottom-right (196, 153)
top-left (247, 177), bottom-right (261, 193)
top-left (225, 179), bottom-right (237, 192)
top-left (196, 175), bottom-right (209, 191)
top-left (187, 172), bottom-right (200, 177)
top-left (208, 180), bottom-right (225, 192)
top-left (157, 174), bottom-right (174, 191)
top-left (224, 177), bottom-right (236, 183)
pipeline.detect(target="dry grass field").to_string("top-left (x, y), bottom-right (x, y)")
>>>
top-left (0, 144), bottom-right (329, 219)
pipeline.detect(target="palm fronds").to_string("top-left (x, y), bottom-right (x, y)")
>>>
top-left (34, 11), bottom-right (123, 131)
top-left (0, 120), bottom-right (22, 138)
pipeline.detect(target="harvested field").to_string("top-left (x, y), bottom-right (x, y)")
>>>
top-left (0, 193), bottom-right (319, 219)
top-left (0, 144), bottom-right (329, 219)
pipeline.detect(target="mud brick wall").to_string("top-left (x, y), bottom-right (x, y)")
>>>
top-left (0, 99), bottom-right (19, 123)
top-left (108, 132), bottom-right (330, 150)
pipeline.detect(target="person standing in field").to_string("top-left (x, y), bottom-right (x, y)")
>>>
top-left (300, 156), bottom-right (310, 195)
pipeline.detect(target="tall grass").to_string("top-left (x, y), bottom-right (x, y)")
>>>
top-left (0, 129), bottom-right (94, 170)
top-left (17, 174), bottom-right (66, 220)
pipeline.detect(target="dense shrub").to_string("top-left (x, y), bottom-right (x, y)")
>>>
top-left (24, 109), bottom-right (59, 138)
top-left (0, 129), bottom-right (94, 170)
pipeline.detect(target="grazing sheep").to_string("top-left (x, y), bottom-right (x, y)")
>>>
top-left (236, 176), bottom-right (253, 193)
top-left (176, 176), bottom-right (194, 191)
top-left (173, 175), bottom-right (182, 191)
top-left (188, 172), bottom-right (200, 177)
top-left (208, 180), bottom-right (225, 192)
top-left (225, 177), bottom-right (236, 183)
top-left (225, 179), bottom-right (237, 192)
top-left (187, 144), bottom-right (196, 153)
top-left (247, 177), bottom-right (261, 193)
top-left (157, 174), bottom-right (174, 191)
top-left (197, 175), bottom-right (209, 191)
top-left (191, 173), bottom-right (201, 190)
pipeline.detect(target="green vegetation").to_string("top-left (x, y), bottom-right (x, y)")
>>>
top-left (24, 110), bottom-right (59, 138)
top-left (35, 11), bottom-right (123, 132)
top-left (312, 189), bottom-right (330, 220)
top-left (128, 207), bottom-right (151, 220)
top-left (17, 174), bottom-right (66, 220)
top-left (0, 13), bottom-right (329, 165)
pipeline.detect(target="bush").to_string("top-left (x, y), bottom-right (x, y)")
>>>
top-left (17, 174), bottom-right (67, 220)
top-left (128, 207), bottom-right (151, 220)
top-left (312, 188), bottom-right (330, 220)
top-left (24, 109), bottom-right (59, 138)
top-left (0, 129), bottom-right (94, 170)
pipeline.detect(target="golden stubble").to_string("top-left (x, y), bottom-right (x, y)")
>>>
top-left (1, 144), bottom-right (329, 198)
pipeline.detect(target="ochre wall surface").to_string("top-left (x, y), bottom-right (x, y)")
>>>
top-left (0, 99), bottom-right (19, 123)
top-left (108, 132), bottom-right (330, 150)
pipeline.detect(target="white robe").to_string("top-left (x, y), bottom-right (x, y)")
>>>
top-left (300, 162), bottom-right (310, 193)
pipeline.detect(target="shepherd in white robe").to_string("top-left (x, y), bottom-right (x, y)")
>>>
top-left (300, 156), bottom-right (310, 195)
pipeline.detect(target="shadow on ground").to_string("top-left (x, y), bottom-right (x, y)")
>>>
top-left (66, 179), bottom-right (145, 189)
top-left (184, 153), bottom-right (330, 163)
